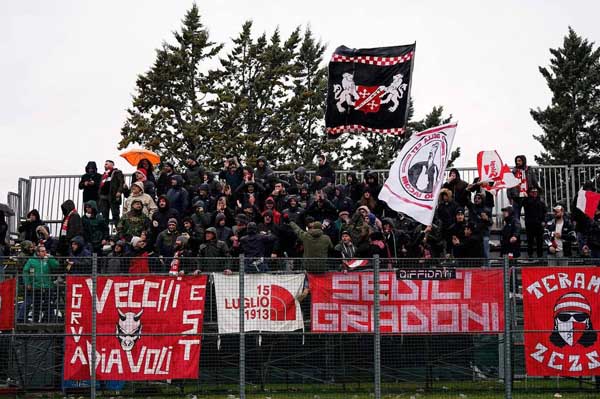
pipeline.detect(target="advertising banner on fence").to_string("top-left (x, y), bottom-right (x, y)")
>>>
top-left (308, 269), bottom-right (503, 333)
top-left (523, 267), bottom-right (600, 376)
top-left (64, 275), bottom-right (207, 380)
top-left (0, 278), bottom-right (16, 330)
top-left (213, 273), bottom-right (305, 333)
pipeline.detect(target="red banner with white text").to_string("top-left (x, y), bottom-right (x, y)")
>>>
top-left (523, 267), bottom-right (600, 376)
top-left (64, 275), bottom-right (207, 380)
top-left (308, 269), bottom-right (503, 333)
top-left (0, 278), bottom-right (16, 330)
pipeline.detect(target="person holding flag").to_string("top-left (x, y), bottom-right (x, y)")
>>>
top-left (378, 123), bottom-right (458, 228)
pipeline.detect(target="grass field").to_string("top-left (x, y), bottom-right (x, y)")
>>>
top-left (3, 380), bottom-right (599, 398)
top-left (4, 392), bottom-right (596, 399)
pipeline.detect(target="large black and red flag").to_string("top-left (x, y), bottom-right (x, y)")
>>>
top-left (325, 43), bottom-right (415, 139)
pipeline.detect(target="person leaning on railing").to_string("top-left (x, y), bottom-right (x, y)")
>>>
top-left (23, 245), bottom-right (61, 323)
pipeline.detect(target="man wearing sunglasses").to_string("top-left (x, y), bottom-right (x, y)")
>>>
top-left (550, 292), bottom-right (596, 348)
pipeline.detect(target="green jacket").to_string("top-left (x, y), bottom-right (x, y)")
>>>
top-left (290, 222), bottom-right (333, 258)
top-left (117, 209), bottom-right (150, 240)
top-left (23, 256), bottom-right (61, 288)
top-left (83, 200), bottom-right (109, 250)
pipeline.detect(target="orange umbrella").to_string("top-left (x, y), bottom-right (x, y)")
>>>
top-left (120, 148), bottom-right (161, 167)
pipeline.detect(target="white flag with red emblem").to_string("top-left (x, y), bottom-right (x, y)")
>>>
top-left (476, 150), bottom-right (520, 192)
top-left (378, 123), bottom-right (457, 226)
top-left (213, 273), bottom-right (305, 334)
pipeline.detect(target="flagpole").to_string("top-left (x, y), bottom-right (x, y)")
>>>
top-left (403, 42), bottom-right (417, 129)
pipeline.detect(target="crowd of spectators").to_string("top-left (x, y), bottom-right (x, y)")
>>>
top-left (3, 153), bottom-right (600, 278)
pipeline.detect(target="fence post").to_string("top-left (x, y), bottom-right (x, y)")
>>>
top-left (565, 166), bottom-right (572, 212)
top-left (503, 256), bottom-right (512, 399)
top-left (239, 255), bottom-right (246, 399)
top-left (373, 255), bottom-right (381, 399)
top-left (569, 165), bottom-right (577, 212)
top-left (91, 254), bottom-right (97, 399)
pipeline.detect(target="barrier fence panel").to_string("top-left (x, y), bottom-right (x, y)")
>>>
top-left (14, 165), bottom-right (600, 239)
top-left (5, 257), bottom-right (600, 398)
top-left (6, 192), bottom-right (20, 239)
top-left (511, 259), bottom-right (600, 399)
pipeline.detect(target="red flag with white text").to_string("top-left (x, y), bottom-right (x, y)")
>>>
top-left (0, 279), bottom-right (16, 330)
top-left (308, 270), bottom-right (503, 333)
top-left (523, 267), bottom-right (600, 376)
top-left (64, 275), bottom-right (207, 380)
top-left (476, 150), bottom-right (519, 192)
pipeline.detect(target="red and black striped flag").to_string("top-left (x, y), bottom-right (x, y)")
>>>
top-left (325, 44), bottom-right (415, 139)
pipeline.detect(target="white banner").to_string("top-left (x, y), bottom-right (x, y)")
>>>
top-left (476, 150), bottom-right (520, 192)
top-left (213, 273), bottom-right (305, 334)
top-left (379, 123), bottom-right (457, 225)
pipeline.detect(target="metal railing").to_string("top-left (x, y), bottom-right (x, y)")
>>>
top-left (6, 165), bottom-right (600, 237)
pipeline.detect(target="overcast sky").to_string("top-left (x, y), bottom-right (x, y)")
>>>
top-left (2, 0), bottom-right (599, 201)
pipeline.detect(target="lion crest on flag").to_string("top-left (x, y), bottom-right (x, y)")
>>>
top-left (333, 73), bottom-right (360, 112)
top-left (333, 73), bottom-right (408, 113)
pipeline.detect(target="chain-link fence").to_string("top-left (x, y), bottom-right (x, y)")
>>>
top-left (2, 256), bottom-right (600, 398)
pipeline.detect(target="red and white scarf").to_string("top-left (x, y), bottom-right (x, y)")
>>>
top-left (61, 208), bottom-right (77, 234)
top-left (100, 168), bottom-right (113, 189)
top-left (514, 168), bottom-right (528, 197)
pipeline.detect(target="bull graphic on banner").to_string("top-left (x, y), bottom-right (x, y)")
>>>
top-left (326, 43), bottom-right (415, 138)
top-left (523, 268), bottom-right (600, 376)
top-left (64, 276), bottom-right (208, 381)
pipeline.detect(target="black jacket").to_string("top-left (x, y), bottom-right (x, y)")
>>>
top-left (79, 161), bottom-right (102, 203)
top-left (60, 200), bottom-right (83, 240)
top-left (313, 161), bottom-right (335, 190)
top-left (240, 231), bottom-right (277, 258)
top-left (99, 167), bottom-right (125, 203)
top-left (18, 209), bottom-right (44, 243)
top-left (523, 197), bottom-right (547, 227)
top-left (546, 217), bottom-right (575, 256)
top-left (454, 234), bottom-right (484, 258)
top-left (501, 214), bottom-right (521, 257)
top-left (508, 155), bottom-right (539, 201)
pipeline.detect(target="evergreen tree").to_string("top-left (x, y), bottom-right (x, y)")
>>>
top-left (118, 6), bottom-right (458, 172)
top-left (531, 27), bottom-right (600, 165)
top-left (119, 5), bottom-right (223, 163)
top-left (210, 22), bottom-right (301, 168)
top-left (280, 28), bottom-right (339, 168)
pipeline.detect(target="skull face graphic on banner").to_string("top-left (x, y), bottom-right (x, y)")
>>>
top-left (550, 292), bottom-right (595, 348)
top-left (523, 268), bottom-right (600, 376)
top-left (326, 44), bottom-right (415, 138)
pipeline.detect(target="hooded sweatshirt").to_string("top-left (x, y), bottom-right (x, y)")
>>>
top-left (124, 181), bottom-right (158, 217)
top-left (290, 221), bottom-right (333, 258)
top-left (60, 200), bottom-right (83, 241)
top-left (117, 200), bottom-right (151, 240)
top-left (18, 209), bottom-right (44, 243)
top-left (68, 235), bottom-right (92, 274)
top-left (508, 155), bottom-right (539, 201)
top-left (82, 200), bottom-right (109, 251)
top-left (254, 156), bottom-right (274, 183)
top-left (442, 168), bottom-right (470, 208)
top-left (313, 157), bottom-right (336, 190)
top-left (79, 161), bottom-right (102, 202)
top-left (166, 175), bottom-right (189, 215)
top-left (152, 195), bottom-right (180, 236)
